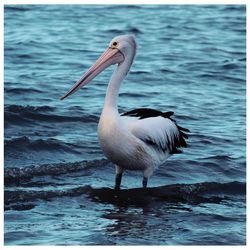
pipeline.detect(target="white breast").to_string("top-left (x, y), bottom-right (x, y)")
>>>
top-left (97, 112), bottom-right (151, 170)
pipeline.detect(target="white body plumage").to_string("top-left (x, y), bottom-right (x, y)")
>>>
top-left (98, 108), bottom-right (178, 178)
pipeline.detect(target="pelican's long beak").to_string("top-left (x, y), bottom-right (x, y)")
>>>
top-left (60, 47), bottom-right (124, 100)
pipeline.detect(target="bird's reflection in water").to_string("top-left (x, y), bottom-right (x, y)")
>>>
top-left (102, 203), bottom-right (192, 244)
top-left (87, 183), bottom-right (233, 244)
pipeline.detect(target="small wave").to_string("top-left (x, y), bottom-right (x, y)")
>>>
top-left (5, 159), bottom-right (108, 185)
top-left (220, 60), bottom-right (239, 70)
top-left (4, 136), bottom-right (83, 155)
top-left (16, 54), bottom-right (33, 59)
top-left (5, 87), bottom-right (43, 94)
top-left (199, 155), bottom-right (235, 162)
top-left (4, 6), bottom-right (31, 12)
top-left (119, 92), bottom-right (148, 98)
top-left (174, 114), bottom-right (198, 121)
top-left (198, 73), bottom-right (244, 84)
top-left (4, 104), bottom-right (98, 125)
top-left (130, 70), bottom-right (151, 75)
top-left (159, 68), bottom-right (176, 74)
top-left (239, 57), bottom-right (246, 62)
top-left (127, 27), bottom-right (142, 34)
top-left (108, 5), bottom-right (142, 10)
top-left (221, 75), bottom-right (245, 84)
top-left (106, 28), bottom-right (122, 35)
top-left (221, 63), bottom-right (239, 70)
top-left (199, 73), bottom-right (215, 79)
top-left (222, 5), bottom-right (246, 11)
top-left (106, 27), bottom-right (142, 36)
top-left (5, 181), bottom-right (245, 210)
top-left (89, 181), bottom-right (246, 206)
top-left (5, 185), bottom-right (92, 210)
top-left (5, 104), bottom-right (54, 113)
top-left (192, 134), bottom-right (233, 144)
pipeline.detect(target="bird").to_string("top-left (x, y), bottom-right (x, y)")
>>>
top-left (60, 35), bottom-right (190, 190)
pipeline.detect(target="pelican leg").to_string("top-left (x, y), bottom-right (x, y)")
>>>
top-left (115, 173), bottom-right (122, 190)
top-left (143, 168), bottom-right (152, 189)
top-left (142, 177), bottom-right (148, 188)
top-left (114, 165), bottom-right (124, 190)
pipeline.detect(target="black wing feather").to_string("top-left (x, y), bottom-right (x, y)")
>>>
top-left (121, 108), bottom-right (174, 119)
top-left (122, 108), bottom-right (190, 154)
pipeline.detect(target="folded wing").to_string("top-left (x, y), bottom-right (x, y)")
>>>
top-left (121, 108), bottom-right (189, 154)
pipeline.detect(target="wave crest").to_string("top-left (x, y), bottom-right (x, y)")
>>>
top-left (5, 181), bottom-right (245, 210)
top-left (5, 159), bottom-right (109, 185)
top-left (5, 104), bottom-right (98, 125)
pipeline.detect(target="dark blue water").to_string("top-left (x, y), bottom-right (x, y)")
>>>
top-left (4, 5), bottom-right (246, 245)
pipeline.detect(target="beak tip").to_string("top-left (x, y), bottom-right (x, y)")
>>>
top-left (59, 96), bottom-right (65, 101)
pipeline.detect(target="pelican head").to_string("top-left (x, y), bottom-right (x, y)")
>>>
top-left (60, 35), bottom-right (136, 100)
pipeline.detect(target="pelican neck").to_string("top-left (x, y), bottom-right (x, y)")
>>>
top-left (103, 58), bottom-right (132, 113)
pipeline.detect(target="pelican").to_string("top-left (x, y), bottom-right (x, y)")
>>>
top-left (60, 35), bottom-right (189, 189)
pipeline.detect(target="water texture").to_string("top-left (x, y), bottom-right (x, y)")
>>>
top-left (4, 5), bottom-right (246, 245)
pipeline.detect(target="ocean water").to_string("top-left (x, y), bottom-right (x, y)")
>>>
top-left (4, 4), bottom-right (246, 245)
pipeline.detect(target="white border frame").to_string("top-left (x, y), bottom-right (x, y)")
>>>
top-left (1, 0), bottom-right (248, 249)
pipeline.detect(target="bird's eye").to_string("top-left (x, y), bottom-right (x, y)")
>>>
top-left (112, 41), bottom-right (118, 48)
